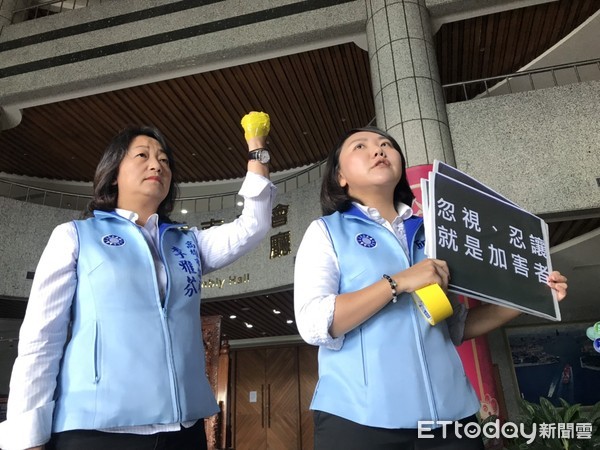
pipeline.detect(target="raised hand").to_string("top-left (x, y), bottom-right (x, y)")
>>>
top-left (240, 111), bottom-right (270, 141)
top-left (240, 111), bottom-right (271, 177)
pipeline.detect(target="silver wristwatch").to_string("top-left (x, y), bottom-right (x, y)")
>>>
top-left (248, 148), bottom-right (270, 164)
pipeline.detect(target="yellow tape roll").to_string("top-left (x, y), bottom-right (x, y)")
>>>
top-left (240, 111), bottom-right (270, 140)
top-left (411, 284), bottom-right (453, 326)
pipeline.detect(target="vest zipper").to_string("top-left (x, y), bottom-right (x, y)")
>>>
top-left (134, 223), bottom-right (182, 422)
top-left (408, 224), bottom-right (439, 423)
top-left (359, 327), bottom-right (368, 385)
top-left (411, 305), bottom-right (439, 422)
top-left (160, 307), bottom-right (182, 421)
top-left (158, 227), bottom-right (171, 310)
top-left (157, 226), bottom-right (182, 422)
top-left (93, 321), bottom-right (100, 383)
top-left (376, 216), bottom-right (440, 419)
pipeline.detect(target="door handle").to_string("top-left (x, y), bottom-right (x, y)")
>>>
top-left (266, 383), bottom-right (271, 428)
top-left (261, 384), bottom-right (265, 428)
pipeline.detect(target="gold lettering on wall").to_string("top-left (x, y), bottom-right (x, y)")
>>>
top-left (270, 231), bottom-right (291, 258)
top-left (201, 218), bottom-right (225, 230)
top-left (272, 204), bottom-right (289, 228)
top-left (201, 273), bottom-right (250, 289)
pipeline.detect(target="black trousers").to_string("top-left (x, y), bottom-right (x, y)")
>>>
top-left (314, 411), bottom-right (485, 450)
top-left (46, 419), bottom-right (207, 450)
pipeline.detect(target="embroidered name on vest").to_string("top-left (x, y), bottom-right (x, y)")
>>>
top-left (171, 240), bottom-right (200, 298)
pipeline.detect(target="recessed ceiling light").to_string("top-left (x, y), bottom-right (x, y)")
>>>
top-left (229, 315), bottom-right (237, 319)
top-left (286, 320), bottom-right (294, 324)
top-left (244, 322), bottom-right (253, 328)
top-left (237, 201), bottom-right (244, 206)
top-left (273, 309), bottom-right (280, 314)
top-left (181, 209), bottom-right (188, 214)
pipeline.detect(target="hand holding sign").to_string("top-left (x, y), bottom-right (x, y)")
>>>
top-left (421, 160), bottom-right (562, 321)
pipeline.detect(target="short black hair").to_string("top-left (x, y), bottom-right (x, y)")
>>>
top-left (86, 125), bottom-right (179, 221)
top-left (320, 126), bottom-right (414, 216)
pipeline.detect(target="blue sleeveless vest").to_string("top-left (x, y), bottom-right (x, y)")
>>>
top-left (313, 206), bottom-right (480, 428)
top-left (52, 211), bottom-right (219, 432)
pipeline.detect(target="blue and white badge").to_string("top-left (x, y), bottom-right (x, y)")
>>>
top-left (102, 234), bottom-right (125, 247)
top-left (356, 233), bottom-right (377, 248)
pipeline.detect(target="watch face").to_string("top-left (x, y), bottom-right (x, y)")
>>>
top-left (258, 150), bottom-right (270, 164)
top-left (250, 149), bottom-right (270, 164)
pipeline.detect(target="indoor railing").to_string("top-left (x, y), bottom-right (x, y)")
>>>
top-left (7, 0), bottom-right (102, 24)
top-left (0, 179), bottom-right (91, 210)
top-left (2, 58), bottom-right (598, 212)
top-left (442, 58), bottom-right (600, 103)
top-left (174, 160), bottom-right (326, 214)
top-left (0, 160), bottom-right (327, 213)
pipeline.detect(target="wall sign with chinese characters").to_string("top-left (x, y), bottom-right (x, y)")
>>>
top-left (422, 161), bottom-right (560, 321)
top-left (270, 231), bottom-right (291, 258)
top-left (200, 218), bottom-right (225, 230)
top-left (272, 204), bottom-right (289, 228)
top-left (270, 204), bottom-right (291, 258)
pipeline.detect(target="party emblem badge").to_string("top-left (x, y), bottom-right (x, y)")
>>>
top-left (102, 234), bottom-right (125, 247)
top-left (586, 321), bottom-right (600, 353)
top-left (356, 233), bottom-right (377, 248)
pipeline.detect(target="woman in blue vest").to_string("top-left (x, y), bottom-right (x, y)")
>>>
top-left (0, 113), bottom-right (275, 450)
top-left (294, 127), bottom-right (568, 450)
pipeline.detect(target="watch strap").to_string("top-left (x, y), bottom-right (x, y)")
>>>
top-left (249, 148), bottom-right (269, 160)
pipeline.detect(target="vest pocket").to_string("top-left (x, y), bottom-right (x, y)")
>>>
top-left (360, 327), bottom-right (368, 385)
top-left (93, 321), bottom-right (101, 383)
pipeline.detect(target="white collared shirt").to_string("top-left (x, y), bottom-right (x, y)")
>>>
top-left (0, 171), bottom-right (275, 449)
top-left (294, 202), bottom-right (466, 351)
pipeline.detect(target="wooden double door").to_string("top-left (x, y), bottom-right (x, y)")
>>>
top-left (233, 345), bottom-right (318, 450)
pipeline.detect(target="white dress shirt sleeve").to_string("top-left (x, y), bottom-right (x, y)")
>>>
top-left (0, 222), bottom-right (78, 450)
top-left (294, 219), bottom-right (344, 350)
top-left (194, 171), bottom-right (275, 274)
